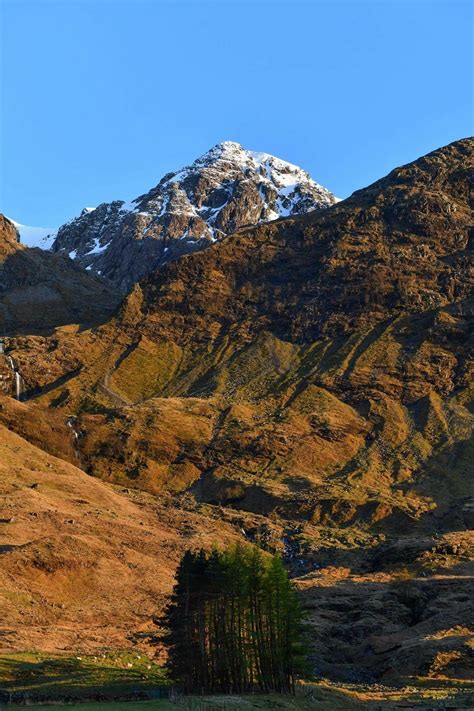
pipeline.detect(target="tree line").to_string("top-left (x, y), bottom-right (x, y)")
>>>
top-left (162, 544), bottom-right (308, 694)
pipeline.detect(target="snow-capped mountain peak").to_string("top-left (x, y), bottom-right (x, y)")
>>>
top-left (50, 142), bottom-right (337, 291)
top-left (159, 141), bottom-right (326, 206)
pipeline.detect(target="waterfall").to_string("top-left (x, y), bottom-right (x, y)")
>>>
top-left (15, 372), bottom-right (23, 400)
top-left (5, 355), bottom-right (23, 401)
top-left (67, 416), bottom-right (82, 460)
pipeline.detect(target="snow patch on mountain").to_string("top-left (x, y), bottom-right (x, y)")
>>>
top-left (9, 220), bottom-right (57, 249)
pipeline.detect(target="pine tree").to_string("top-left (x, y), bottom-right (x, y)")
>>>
top-left (161, 544), bottom-right (308, 694)
top-left (162, 550), bottom-right (198, 692)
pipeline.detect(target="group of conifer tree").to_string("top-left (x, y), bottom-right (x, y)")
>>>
top-left (162, 543), bottom-right (308, 694)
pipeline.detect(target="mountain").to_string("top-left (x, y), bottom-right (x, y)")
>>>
top-left (50, 141), bottom-right (337, 291)
top-left (113, 138), bottom-right (472, 342)
top-left (9, 138), bottom-right (473, 523)
top-left (1, 398), bottom-right (472, 685)
top-left (2, 139), bottom-right (473, 687)
top-left (0, 214), bottom-right (120, 334)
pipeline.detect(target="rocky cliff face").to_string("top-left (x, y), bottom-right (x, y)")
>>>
top-left (50, 141), bottom-right (337, 291)
top-left (0, 214), bottom-right (20, 255)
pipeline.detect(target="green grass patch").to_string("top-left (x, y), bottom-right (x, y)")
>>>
top-left (0, 696), bottom-right (334, 711)
top-left (4, 704), bottom-right (175, 711)
top-left (0, 651), bottom-right (169, 699)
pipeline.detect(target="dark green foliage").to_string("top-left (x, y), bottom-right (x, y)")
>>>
top-left (162, 544), bottom-right (308, 694)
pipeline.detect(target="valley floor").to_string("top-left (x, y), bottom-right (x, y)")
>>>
top-left (1, 653), bottom-right (473, 710)
top-left (2, 685), bottom-right (474, 710)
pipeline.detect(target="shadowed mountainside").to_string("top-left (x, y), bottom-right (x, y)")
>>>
top-left (0, 215), bottom-right (121, 334)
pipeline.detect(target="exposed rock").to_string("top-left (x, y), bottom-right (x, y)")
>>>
top-left (298, 554), bottom-right (474, 684)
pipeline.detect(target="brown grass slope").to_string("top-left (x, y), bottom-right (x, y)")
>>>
top-left (1, 423), bottom-right (472, 688)
top-left (0, 423), bottom-right (241, 654)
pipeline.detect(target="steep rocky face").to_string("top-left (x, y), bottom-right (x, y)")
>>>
top-left (0, 214), bottom-right (121, 334)
top-left (50, 141), bottom-right (337, 291)
top-left (298, 552), bottom-right (474, 684)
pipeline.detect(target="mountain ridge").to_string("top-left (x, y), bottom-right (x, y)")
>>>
top-left (118, 137), bottom-right (473, 343)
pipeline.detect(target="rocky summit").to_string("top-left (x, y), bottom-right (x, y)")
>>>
top-left (49, 141), bottom-right (337, 291)
top-left (1, 138), bottom-right (473, 694)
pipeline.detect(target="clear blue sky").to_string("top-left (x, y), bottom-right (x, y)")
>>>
top-left (1, 0), bottom-right (472, 227)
